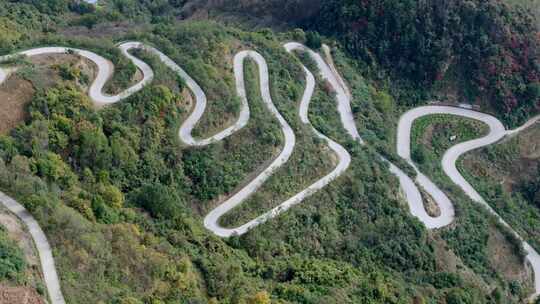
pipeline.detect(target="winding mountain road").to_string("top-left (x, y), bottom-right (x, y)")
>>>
top-left (287, 44), bottom-right (539, 299)
top-left (284, 43), bottom-right (452, 228)
top-left (0, 42), bottom-right (154, 107)
top-left (398, 106), bottom-right (540, 299)
top-left (1, 41), bottom-right (539, 301)
top-left (178, 50), bottom-right (251, 146)
top-left (0, 192), bottom-right (65, 304)
top-left (200, 50), bottom-right (297, 237)
top-left (0, 42), bottom-right (157, 304)
top-left (125, 45), bottom-right (351, 237)
top-left (0, 42), bottom-right (355, 303)
top-left (180, 46), bottom-right (351, 237)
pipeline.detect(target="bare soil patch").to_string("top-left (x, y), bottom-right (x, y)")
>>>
top-left (420, 124), bottom-right (435, 150)
top-left (28, 53), bottom-right (98, 92)
top-left (0, 75), bottom-right (34, 134)
top-left (29, 53), bottom-right (81, 68)
top-left (0, 212), bottom-right (39, 267)
top-left (487, 226), bottom-right (532, 287)
top-left (0, 285), bottom-right (44, 304)
top-left (418, 184), bottom-right (441, 217)
top-left (0, 53), bottom-right (99, 134)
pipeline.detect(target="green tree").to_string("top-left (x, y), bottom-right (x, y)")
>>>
top-left (305, 31), bottom-right (322, 49)
top-left (99, 184), bottom-right (124, 209)
top-left (0, 17), bottom-right (21, 51)
top-left (132, 183), bottom-right (183, 218)
top-left (33, 152), bottom-right (77, 188)
top-left (0, 227), bottom-right (26, 282)
top-left (76, 128), bottom-right (112, 171)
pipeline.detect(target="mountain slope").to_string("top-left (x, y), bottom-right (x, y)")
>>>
top-left (0, 1), bottom-right (538, 303)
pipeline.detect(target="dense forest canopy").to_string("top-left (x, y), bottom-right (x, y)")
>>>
top-left (306, 0), bottom-right (540, 126)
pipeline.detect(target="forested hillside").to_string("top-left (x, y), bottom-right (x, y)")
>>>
top-left (0, 0), bottom-right (539, 304)
top-left (306, 0), bottom-right (540, 126)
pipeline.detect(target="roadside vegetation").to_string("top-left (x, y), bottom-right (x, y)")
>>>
top-left (140, 22), bottom-right (246, 139)
top-left (459, 124), bottom-right (540, 252)
top-left (405, 114), bottom-right (534, 300)
top-left (506, 0), bottom-right (540, 28)
top-left (219, 57), bottom-right (335, 228)
top-left (0, 225), bottom-right (26, 285)
top-left (411, 114), bottom-right (489, 164)
top-left (307, 0), bottom-right (540, 127)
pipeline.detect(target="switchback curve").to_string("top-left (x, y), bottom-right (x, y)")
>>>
top-left (140, 45), bottom-right (352, 237)
top-left (284, 42), bottom-right (448, 228)
top-left (0, 42), bottom-right (355, 303)
top-left (398, 105), bottom-right (540, 299)
top-left (0, 41), bottom-right (157, 304)
top-left (287, 43), bottom-right (539, 300)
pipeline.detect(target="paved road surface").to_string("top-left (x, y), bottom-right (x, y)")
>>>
top-left (2, 41), bottom-right (539, 301)
top-left (398, 105), bottom-right (540, 299)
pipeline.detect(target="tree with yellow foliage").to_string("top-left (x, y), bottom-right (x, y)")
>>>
top-left (248, 291), bottom-right (271, 304)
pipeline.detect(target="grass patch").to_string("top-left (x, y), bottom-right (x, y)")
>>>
top-left (408, 113), bottom-right (532, 298)
top-left (411, 114), bottom-right (489, 164)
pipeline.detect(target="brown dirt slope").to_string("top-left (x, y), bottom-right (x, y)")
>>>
top-left (0, 53), bottom-right (99, 134)
top-left (0, 75), bottom-right (34, 134)
top-left (0, 285), bottom-right (44, 304)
